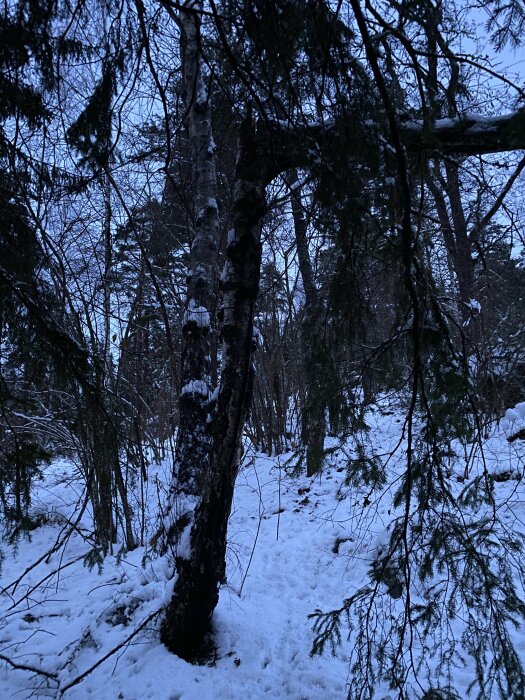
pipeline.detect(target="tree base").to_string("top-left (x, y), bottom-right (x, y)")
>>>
top-left (160, 613), bottom-right (217, 664)
top-left (160, 558), bottom-right (220, 664)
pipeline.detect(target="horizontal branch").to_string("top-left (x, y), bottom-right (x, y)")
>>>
top-left (401, 110), bottom-right (525, 155)
top-left (262, 109), bottom-right (525, 180)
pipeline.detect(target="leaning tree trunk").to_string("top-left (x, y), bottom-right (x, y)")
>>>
top-left (161, 116), bottom-right (267, 660)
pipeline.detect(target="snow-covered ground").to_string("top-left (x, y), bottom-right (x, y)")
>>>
top-left (1, 404), bottom-right (525, 699)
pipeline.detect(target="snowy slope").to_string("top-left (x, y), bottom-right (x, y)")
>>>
top-left (1, 406), bottom-right (525, 699)
top-left (0, 454), bottom-right (354, 699)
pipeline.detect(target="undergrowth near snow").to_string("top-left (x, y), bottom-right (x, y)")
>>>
top-left (1, 400), bottom-right (525, 699)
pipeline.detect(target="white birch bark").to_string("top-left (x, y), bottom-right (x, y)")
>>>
top-left (168, 1), bottom-right (219, 513)
top-left (161, 114), bottom-right (267, 660)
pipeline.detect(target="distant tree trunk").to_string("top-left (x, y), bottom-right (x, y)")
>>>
top-left (161, 115), bottom-right (266, 660)
top-left (443, 160), bottom-right (476, 325)
top-left (426, 156), bottom-right (489, 358)
top-left (423, 34), bottom-right (478, 334)
top-left (288, 175), bottom-right (325, 476)
top-left (78, 388), bottom-right (116, 555)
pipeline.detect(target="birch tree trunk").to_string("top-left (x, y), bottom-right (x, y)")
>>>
top-left (161, 115), bottom-right (266, 660)
top-left (165, 2), bottom-right (219, 533)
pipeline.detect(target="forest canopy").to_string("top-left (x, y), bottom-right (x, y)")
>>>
top-left (2, 0), bottom-right (525, 698)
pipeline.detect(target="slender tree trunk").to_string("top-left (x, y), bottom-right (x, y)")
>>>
top-left (161, 116), bottom-right (266, 660)
top-left (444, 160), bottom-right (477, 327)
top-left (166, 3), bottom-right (219, 514)
top-left (81, 390), bottom-right (116, 555)
top-left (426, 163), bottom-right (476, 329)
top-left (114, 444), bottom-right (135, 550)
top-left (288, 175), bottom-right (325, 476)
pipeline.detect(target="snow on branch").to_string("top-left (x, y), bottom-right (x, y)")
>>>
top-left (0, 653), bottom-right (58, 682)
top-left (400, 110), bottom-right (525, 155)
top-left (262, 109), bottom-right (525, 179)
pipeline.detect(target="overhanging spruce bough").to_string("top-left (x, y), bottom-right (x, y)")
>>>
top-left (159, 102), bottom-right (525, 661)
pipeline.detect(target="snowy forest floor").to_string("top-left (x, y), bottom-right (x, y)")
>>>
top-left (2, 401), bottom-right (525, 699)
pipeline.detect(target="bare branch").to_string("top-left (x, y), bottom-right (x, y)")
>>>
top-left (0, 653), bottom-right (58, 681)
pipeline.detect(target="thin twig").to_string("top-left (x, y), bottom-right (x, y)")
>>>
top-left (239, 460), bottom-right (264, 596)
top-left (58, 609), bottom-right (162, 696)
top-left (0, 653), bottom-right (58, 681)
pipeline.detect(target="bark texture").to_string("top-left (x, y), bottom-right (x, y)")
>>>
top-left (161, 116), bottom-right (267, 660)
top-left (263, 109), bottom-right (525, 177)
top-left (169, 3), bottom-right (219, 507)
